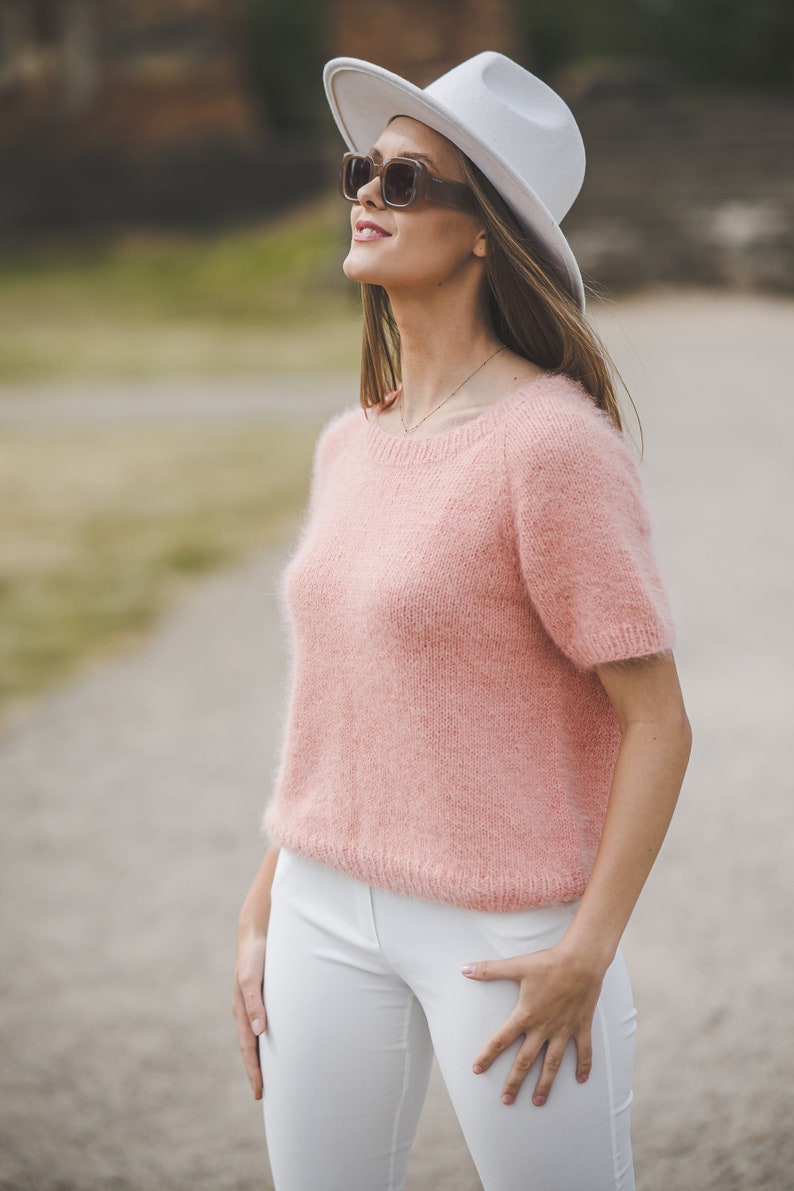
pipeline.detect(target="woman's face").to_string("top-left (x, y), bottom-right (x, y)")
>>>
top-left (342, 117), bottom-right (486, 293)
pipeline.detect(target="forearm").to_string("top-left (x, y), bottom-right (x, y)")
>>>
top-left (466, 655), bottom-right (690, 1106)
top-left (561, 710), bottom-right (691, 974)
top-left (238, 845), bottom-right (281, 938)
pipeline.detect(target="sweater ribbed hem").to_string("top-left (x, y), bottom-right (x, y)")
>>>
top-left (263, 813), bottom-right (590, 913)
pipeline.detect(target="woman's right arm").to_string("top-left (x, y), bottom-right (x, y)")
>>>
top-left (231, 845), bottom-right (280, 1100)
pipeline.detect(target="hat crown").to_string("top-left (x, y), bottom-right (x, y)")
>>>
top-left (424, 52), bottom-right (584, 223)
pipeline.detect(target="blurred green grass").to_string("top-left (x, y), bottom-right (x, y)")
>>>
top-left (0, 196), bottom-right (362, 382)
top-left (0, 421), bottom-right (322, 723)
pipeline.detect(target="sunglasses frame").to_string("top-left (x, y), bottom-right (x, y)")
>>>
top-left (340, 152), bottom-right (476, 213)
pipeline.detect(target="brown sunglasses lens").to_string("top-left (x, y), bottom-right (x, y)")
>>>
top-left (342, 155), bottom-right (419, 207)
top-left (382, 161), bottom-right (417, 206)
top-left (344, 155), bottom-right (374, 197)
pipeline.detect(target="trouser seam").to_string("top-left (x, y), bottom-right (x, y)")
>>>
top-left (596, 993), bottom-right (622, 1190)
top-left (386, 991), bottom-right (417, 1191)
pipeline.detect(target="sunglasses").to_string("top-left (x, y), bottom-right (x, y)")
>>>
top-left (340, 152), bottom-right (475, 212)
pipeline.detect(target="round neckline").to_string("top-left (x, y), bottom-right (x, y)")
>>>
top-left (364, 373), bottom-right (554, 463)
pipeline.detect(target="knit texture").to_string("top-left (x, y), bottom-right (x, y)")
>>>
top-left (263, 374), bottom-right (676, 911)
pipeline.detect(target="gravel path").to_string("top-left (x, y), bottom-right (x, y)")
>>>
top-left (1, 291), bottom-right (792, 1190)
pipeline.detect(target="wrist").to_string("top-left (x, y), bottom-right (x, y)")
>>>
top-left (554, 925), bottom-right (618, 980)
top-left (237, 912), bottom-right (268, 942)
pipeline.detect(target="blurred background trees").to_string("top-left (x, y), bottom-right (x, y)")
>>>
top-left (242, 0), bottom-right (328, 135)
top-left (0, 0), bottom-right (791, 280)
top-left (239, 0), bottom-right (793, 140)
top-left (514, 0), bottom-right (792, 93)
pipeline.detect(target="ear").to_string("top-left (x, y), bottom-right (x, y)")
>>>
top-left (472, 230), bottom-right (488, 258)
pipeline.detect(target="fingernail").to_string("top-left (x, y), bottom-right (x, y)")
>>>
top-left (578, 1072), bottom-right (589, 1084)
top-left (533, 1094), bottom-right (546, 1107)
top-left (472, 1064), bottom-right (484, 1075)
top-left (461, 964), bottom-right (475, 976)
top-left (502, 1093), bottom-right (514, 1106)
top-left (251, 1018), bottom-right (263, 1035)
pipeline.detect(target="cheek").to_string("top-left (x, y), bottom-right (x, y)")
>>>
top-left (403, 225), bottom-right (477, 280)
top-left (396, 215), bottom-right (473, 262)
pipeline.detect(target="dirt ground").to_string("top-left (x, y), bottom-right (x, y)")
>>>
top-left (1, 290), bottom-right (792, 1190)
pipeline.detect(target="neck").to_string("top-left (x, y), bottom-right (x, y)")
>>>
top-left (388, 285), bottom-right (500, 420)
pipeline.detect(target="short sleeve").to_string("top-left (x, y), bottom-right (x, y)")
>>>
top-left (504, 383), bottom-right (676, 669)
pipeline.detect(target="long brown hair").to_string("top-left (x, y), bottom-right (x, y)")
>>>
top-left (357, 139), bottom-right (637, 441)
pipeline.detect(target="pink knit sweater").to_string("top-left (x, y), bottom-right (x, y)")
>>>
top-left (263, 374), bottom-right (675, 911)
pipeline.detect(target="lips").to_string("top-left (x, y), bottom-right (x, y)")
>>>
top-left (354, 219), bottom-right (391, 240)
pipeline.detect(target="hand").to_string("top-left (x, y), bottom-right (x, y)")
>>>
top-left (232, 930), bottom-right (268, 1100)
top-left (462, 945), bottom-right (603, 1107)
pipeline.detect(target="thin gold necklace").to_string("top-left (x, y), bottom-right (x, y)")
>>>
top-left (398, 344), bottom-right (505, 435)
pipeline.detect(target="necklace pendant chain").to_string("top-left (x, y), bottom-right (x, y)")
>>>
top-left (399, 344), bottom-right (505, 435)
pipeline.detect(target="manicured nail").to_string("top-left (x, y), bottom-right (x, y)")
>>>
top-left (502, 1093), bottom-right (514, 1106)
top-left (251, 1018), bottom-right (263, 1035)
top-left (533, 1094), bottom-right (546, 1107)
top-left (472, 1064), bottom-right (484, 1075)
top-left (461, 964), bottom-right (475, 976)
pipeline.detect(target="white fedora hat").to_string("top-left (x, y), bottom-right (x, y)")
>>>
top-left (323, 51), bottom-right (587, 309)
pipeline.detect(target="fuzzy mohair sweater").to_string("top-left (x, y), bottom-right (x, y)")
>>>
top-left (263, 374), bottom-right (675, 912)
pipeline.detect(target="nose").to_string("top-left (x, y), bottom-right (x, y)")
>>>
top-left (357, 171), bottom-right (384, 209)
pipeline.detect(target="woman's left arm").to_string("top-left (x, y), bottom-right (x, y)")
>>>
top-left (464, 651), bottom-right (692, 1106)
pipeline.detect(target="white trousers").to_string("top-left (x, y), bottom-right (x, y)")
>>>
top-left (260, 849), bottom-right (637, 1191)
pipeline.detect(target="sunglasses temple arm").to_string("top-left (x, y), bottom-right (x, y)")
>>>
top-left (426, 176), bottom-right (477, 212)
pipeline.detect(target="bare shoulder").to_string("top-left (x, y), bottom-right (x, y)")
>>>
top-left (489, 349), bottom-right (545, 398)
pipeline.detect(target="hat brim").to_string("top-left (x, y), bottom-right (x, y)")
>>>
top-left (323, 57), bottom-right (585, 310)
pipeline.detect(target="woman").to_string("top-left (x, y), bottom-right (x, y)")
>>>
top-left (233, 52), bottom-right (691, 1190)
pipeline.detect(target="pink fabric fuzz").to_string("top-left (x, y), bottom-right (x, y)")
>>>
top-left (264, 374), bottom-right (675, 911)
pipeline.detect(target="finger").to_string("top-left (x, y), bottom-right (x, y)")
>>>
top-left (461, 957), bottom-right (521, 982)
top-left (471, 1012), bottom-right (526, 1074)
top-left (241, 1028), bottom-right (264, 1099)
top-left (499, 1036), bottom-right (545, 1105)
top-left (575, 1030), bottom-right (593, 1085)
top-left (232, 985), bottom-right (265, 1099)
top-left (232, 1002), bottom-right (264, 1098)
top-left (239, 971), bottom-right (267, 1036)
top-left (529, 1040), bottom-right (568, 1107)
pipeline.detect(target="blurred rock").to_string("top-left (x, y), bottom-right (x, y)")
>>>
top-left (0, 1), bottom-right (332, 239)
top-left (0, 0), bottom-right (262, 154)
top-left (565, 92), bottom-right (794, 295)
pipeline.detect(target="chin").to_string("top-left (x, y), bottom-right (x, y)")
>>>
top-left (343, 251), bottom-right (386, 285)
top-left (342, 252), bottom-right (360, 281)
